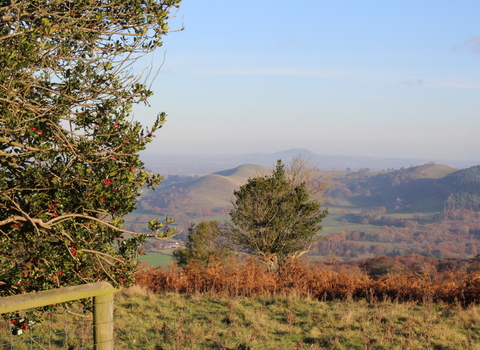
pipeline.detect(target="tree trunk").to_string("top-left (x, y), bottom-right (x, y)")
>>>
top-left (265, 255), bottom-right (280, 273)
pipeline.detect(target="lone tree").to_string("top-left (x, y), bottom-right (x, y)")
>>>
top-left (172, 221), bottom-right (232, 268)
top-left (0, 0), bottom-right (182, 300)
top-left (227, 160), bottom-right (328, 272)
top-left (284, 154), bottom-right (330, 199)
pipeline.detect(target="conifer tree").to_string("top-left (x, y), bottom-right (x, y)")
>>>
top-left (228, 160), bottom-right (327, 272)
top-left (172, 221), bottom-right (232, 268)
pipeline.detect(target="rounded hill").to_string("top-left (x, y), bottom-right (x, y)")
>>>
top-left (184, 164), bottom-right (272, 208)
top-left (138, 164), bottom-right (272, 221)
top-left (213, 164), bottom-right (271, 183)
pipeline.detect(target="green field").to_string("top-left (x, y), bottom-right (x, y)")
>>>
top-left (5, 287), bottom-right (478, 349)
top-left (111, 287), bottom-right (480, 349)
top-left (139, 251), bottom-right (174, 267)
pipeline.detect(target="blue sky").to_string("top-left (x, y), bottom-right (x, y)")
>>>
top-left (135, 0), bottom-right (480, 162)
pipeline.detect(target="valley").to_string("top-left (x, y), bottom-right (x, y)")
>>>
top-left (126, 152), bottom-right (480, 266)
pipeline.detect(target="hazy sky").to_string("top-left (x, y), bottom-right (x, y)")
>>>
top-left (134, 1), bottom-right (480, 162)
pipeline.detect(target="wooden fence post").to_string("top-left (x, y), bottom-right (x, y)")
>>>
top-left (94, 292), bottom-right (114, 350)
top-left (0, 282), bottom-right (118, 349)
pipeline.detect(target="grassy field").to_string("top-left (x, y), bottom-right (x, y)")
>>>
top-left (139, 252), bottom-right (173, 267)
top-left (3, 285), bottom-right (480, 349)
top-left (112, 286), bottom-right (480, 349)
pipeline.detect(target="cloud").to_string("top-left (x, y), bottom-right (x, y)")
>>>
top-left (453, 36), bottom-right (480, 54)
top-left (400, 79), bottom-right (424, 87)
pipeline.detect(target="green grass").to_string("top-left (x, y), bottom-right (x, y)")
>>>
top-left (113, 287), bottom-right (480, 349)
top-left (139, 252), bottom-right (174, 267)
top-left (412, 196), bottom-right (445, 213)
top-left (0, 305), bottom-right (95, 349)
top-left (410, 164), bottom-right (458, 179)
top-left (4, 287), bottom-right (480, 349)
top-left (319, 210), bottom-right (381, 233)
top-left (319, 213), bottom-right (341, 227)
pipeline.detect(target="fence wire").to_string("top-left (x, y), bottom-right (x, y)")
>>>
top-left (0, 298), bottom-right (113, 350)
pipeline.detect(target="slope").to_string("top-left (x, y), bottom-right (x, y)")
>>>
top-left (138, 164), bottom-right (272, 220)
top-left (440, 165), bottom-right (480, 211)
top-left (327, 163), bottom-right (459, 214)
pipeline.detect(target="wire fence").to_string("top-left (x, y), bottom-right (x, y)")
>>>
top-left (0, 283), bottom-right (117, 350)
top-left (1, 304), bottom-right (95, 349)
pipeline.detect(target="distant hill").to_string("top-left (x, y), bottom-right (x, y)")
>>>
top-left (141, 149), bottom-right (479, 176)
top-left (439, 166), bottom-right (480, 211)
top-left (134, 162), bottom-right (480, 231)
top-left (137, 164), bottom-right (271, 221)
top-left (177, 164), bottom-right (271, 209)
top-left (213, 164), bottom-right (271, 183)
top-left (323, 163), bottom-right (458, 212)
top-left (327, 164), bottom-right (480, 214)
top-left (398, 163), bottom-right (459, 180)
top-left (369, 163), bottom-right (458, 188)
top-left (439, 165), bottom-right (480, 193)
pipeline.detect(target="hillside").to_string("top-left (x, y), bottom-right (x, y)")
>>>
top-left (135, 162), bottom-right (476, 227)
top-left (136, 164), bottom-right (272, 222)
top-left (440, 165), bottom-right (480, 193)
top-left (391, 163), bottom-right (458, 179)
top-left (131, 162), bottom-right (480, 263)
top-left (440, 165), bottom-right (480, 211)
top-left (359, 164), bottom-right (480, 212)
top-left (213, 163), bottom-right (271, 183)
top-left (325, 163), bottom-right (458, 211)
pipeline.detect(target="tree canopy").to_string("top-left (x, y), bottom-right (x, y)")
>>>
top-left (172, 221), bottom-right (232, 268)
top-left (0, 0), bottom-right (182, 300)
top-left (227, 160), bottom-right (328, 271)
